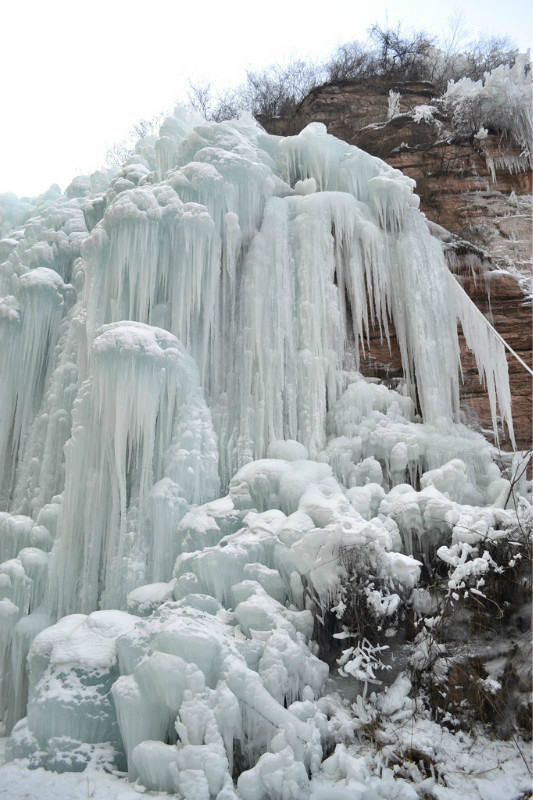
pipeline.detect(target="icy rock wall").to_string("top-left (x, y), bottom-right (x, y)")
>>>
top-left (0, 109), bottom-right (522, 770)
top-left (81, 116), bottom-right (514, 483)
top-left (0, 112), bottom-right (514, 514)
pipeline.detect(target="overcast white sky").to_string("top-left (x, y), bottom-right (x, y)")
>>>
top-left (0, 0), bottom-right (531, 197)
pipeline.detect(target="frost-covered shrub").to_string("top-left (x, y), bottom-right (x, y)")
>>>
top-left (443, 54), bottom-right (532, 161)
top-left (323, 531), bottom-right (421, 686)
top-left (325, 25), bottom-right (517, 90)
top-left (408, 503), bottom-right (532, 734)
top-left (437, 501), bottom-right (532, 619)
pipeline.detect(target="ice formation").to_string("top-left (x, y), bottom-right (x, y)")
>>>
top-left (0, 110), bottom-right (528, 797)
top-left (443, 53), bottom-right (533, 167)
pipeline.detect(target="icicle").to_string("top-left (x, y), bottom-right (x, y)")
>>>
top-left (84, 185), bottom-right (221, 386)
top-left (447, 270), bottom-right (515, 447)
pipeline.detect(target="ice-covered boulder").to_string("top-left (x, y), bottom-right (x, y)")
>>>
top-left (9, 610), bottom-right (140, 768)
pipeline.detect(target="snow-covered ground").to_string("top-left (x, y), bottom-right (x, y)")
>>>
top-left (1, 721), bottom-right (531, 800)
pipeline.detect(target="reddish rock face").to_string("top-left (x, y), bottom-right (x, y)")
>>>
top-left (355, 261), bottom-right (532, 451)
top-left (262, 80), bottom-right (532, 451)
top-left (452, 264), bottom-right (531, 451)
top-left (260, 77), bottom-right (437, 139)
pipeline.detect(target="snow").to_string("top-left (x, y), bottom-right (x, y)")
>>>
top-left (2, 729), bottom-right (529, 800)
top-left (0, 103), bottom-right (530, 799)
top-left (443, 54), bottom-right (533, 167)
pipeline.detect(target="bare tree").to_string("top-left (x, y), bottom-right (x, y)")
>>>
top-left (326, 41), bottom-right (375, 82)
top-left (105, 114), bottom-right (163, 169)
top-left (242, 60), bottom-right (324, 117)
top-left (323, 22), bottom-right (517, 91)
top-left (186, 80), bottom-right (215, 119)
top-left (368, 23), bottom-right (434, 80)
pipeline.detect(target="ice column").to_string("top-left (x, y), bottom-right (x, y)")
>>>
top-left (49, 322), bottom-right (219, 616)
top-left (0, 268), bottom-right (66, 509)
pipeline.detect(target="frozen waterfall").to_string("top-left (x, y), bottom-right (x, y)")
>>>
top-left (0, 110), bottom-right (525, 798)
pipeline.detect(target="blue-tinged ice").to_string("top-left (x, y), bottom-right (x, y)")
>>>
top-left (0, 108), bottom-right (526, 796)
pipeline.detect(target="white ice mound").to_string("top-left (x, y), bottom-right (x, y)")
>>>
top-left (113, 599), bottom-right (325, 788)
top-left (322, 374), bottom-right (510, 501)
top-left (13, 593), bottom-right (326, 788)
top-left (8, 610), bottom-right (139, 763)
top-left (4, 449), bottom-right (525, 794)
